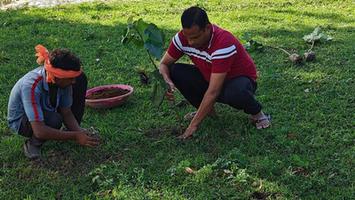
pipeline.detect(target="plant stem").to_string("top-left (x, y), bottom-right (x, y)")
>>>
top-left (308, 40), bottom-right (315, 52)
top-left (266, 45), bottom-right (291, 55)
top-left (146, 50), bottom-right (158, 70)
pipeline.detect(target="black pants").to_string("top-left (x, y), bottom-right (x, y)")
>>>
top-left (18, 73), bottom-right (87, 138)
top-left (169, 63), bottom-right (262, 115)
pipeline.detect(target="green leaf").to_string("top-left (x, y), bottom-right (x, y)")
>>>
top-left (144, 42), bottom-right (164, 60)
top-left (122, 18), bottom-right (165, 60)
top-left (134, 18), bottom-right (149, 37)
top-left (144, 24), bottom-right (164, 46)
top-left (151, 82), bottom-right (165, 107)
top-left (303, 27), bottom-right (332, 43)
top-left (131, 34), bottom-right (144, 46)
top-left (143, 24), bottom-right (165, 60)
top-left (241, 32), bottom-right (263, 52)
top-left (243, 40), bottom-right (263, 52)
top-left (151, 70), bottom-right (167, 107)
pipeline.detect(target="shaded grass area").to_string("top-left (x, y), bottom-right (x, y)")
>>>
top-left (0, 0), bottom-right (354, 199)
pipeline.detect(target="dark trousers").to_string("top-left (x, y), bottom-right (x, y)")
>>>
top-left (18, 73), bottom-right (87, 141)
top-left (169, 63), bottom-right (262, 115)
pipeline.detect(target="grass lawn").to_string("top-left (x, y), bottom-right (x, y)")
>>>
top-left (0, 0), bottom-right (354, 199)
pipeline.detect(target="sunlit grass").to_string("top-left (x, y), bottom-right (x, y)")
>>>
top-left (0, 0), bottom-right (354, 199)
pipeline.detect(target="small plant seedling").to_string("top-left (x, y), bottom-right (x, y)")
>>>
top-left (269, 46), bottom-right (304, 64)
top-left (122, 18), bottom-right (184, 134)
top-left (243, 27), bottom-right (332, 64)
top-left (121, 17), bottom-right (166, 106)
top-left (303, 27), bottom-right (332, 44)
top-left (241, 32), bottom-right (303, 64)
top-left (241, 32), bottom-right (264, 52)
top-left (302, 27), bottom-right (332, 62)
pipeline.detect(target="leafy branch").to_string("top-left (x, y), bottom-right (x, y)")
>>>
top-left (121, 17), bottom-right (167, 106)
top-left (121, 18), bottom-right (184, 133)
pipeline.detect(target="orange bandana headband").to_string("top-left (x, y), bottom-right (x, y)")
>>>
top-left (35, 44), bottom-right (82, 83)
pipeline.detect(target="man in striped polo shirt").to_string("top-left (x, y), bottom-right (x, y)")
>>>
top-left (7, 46), bottom-right (99, 159)
top-left (159, 6), bottom-right (271, 139)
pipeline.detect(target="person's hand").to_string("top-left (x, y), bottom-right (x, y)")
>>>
top-left (177, 126), bottom-right (198, 140)
top-left (166, 88), bottom-right (175, 102)
top-left (166, 80), bottom-right (175, 91)
top-left (164, 78), bottom-right (176, 102)
top-left (75, 131), bottom-right (100, 147)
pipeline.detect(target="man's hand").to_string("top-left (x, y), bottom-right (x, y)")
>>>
top-left (75, 131), bottom-right (100, 147)
top-left (162, 68), bottom-right (176, 102)
top-left (159, 52), bottom-right (178, 102)
top-left (165, 78), bottom-right (176, 92)
top-left (166, 87), bottom-right (175, 102)
top-left (177, 125), bottom-right (198, 139)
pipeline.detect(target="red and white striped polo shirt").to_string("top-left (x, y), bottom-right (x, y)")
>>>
top-left (167, 24), bottom-right (257, 82)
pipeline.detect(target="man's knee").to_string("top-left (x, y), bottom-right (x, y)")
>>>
top-left (224, 87), bottom-right (251, 105)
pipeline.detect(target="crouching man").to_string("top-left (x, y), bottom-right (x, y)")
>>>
top-left (7, 45), bottom-right (99, 159)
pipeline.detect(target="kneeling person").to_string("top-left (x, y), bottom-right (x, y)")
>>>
top-left (7, 45), bottom-right (99, 159)
top-left (159, 7), bottom-right (271, 139)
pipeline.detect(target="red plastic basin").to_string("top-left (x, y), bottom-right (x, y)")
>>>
top-left (85, 84), bottom-right (134, 109)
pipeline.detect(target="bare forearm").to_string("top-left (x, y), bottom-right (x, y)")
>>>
top-left (33, 125), bottom-right (80, 141)
top-left (178, 72), bottom-right (226, 139)
top-left (59, 108), bottom-right (81, 131)
top-left (159, 63), bottom-right (171, 80)
top-left (190, 92), bottom-right (219, 127)
top-left (159, 52), bottom-right (177, 82)
top-left (62, 112), bottom-right (81, 131)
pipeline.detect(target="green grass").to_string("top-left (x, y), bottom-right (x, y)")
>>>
top-left (1, 0), bottom-right (354, 199)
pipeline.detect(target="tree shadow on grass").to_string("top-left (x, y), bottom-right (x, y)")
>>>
top-left (0, 3), bottom-right (354, 199)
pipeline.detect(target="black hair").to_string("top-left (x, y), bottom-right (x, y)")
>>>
top-left (50, 49), bottom-right (81, 71)
top-left (181, 6), bottom-right (210, 29)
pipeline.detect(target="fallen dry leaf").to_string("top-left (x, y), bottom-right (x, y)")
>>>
top-left (185, 167), bottom-right (195, 174)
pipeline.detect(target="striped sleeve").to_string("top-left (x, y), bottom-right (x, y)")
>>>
top-left (211, 44), bottom-right (237, 73)
top-left (21, 76), bottom-right (44, 122)
top-left (211, 45), bottom-right (237, 60)
top-left (167, 33), bottom-right (184, 60)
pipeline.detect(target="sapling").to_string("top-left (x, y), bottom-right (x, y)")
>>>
top-left (242, 32), bottom-right (303, 64)
top-left (303, 27), bottom-right (332, 62)
top-left (267, 45), bottom-right (303, 64)
top-left (121, 17), bottom-right (166, 105)
top-left (122, 18), bottom-right (184, 133)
